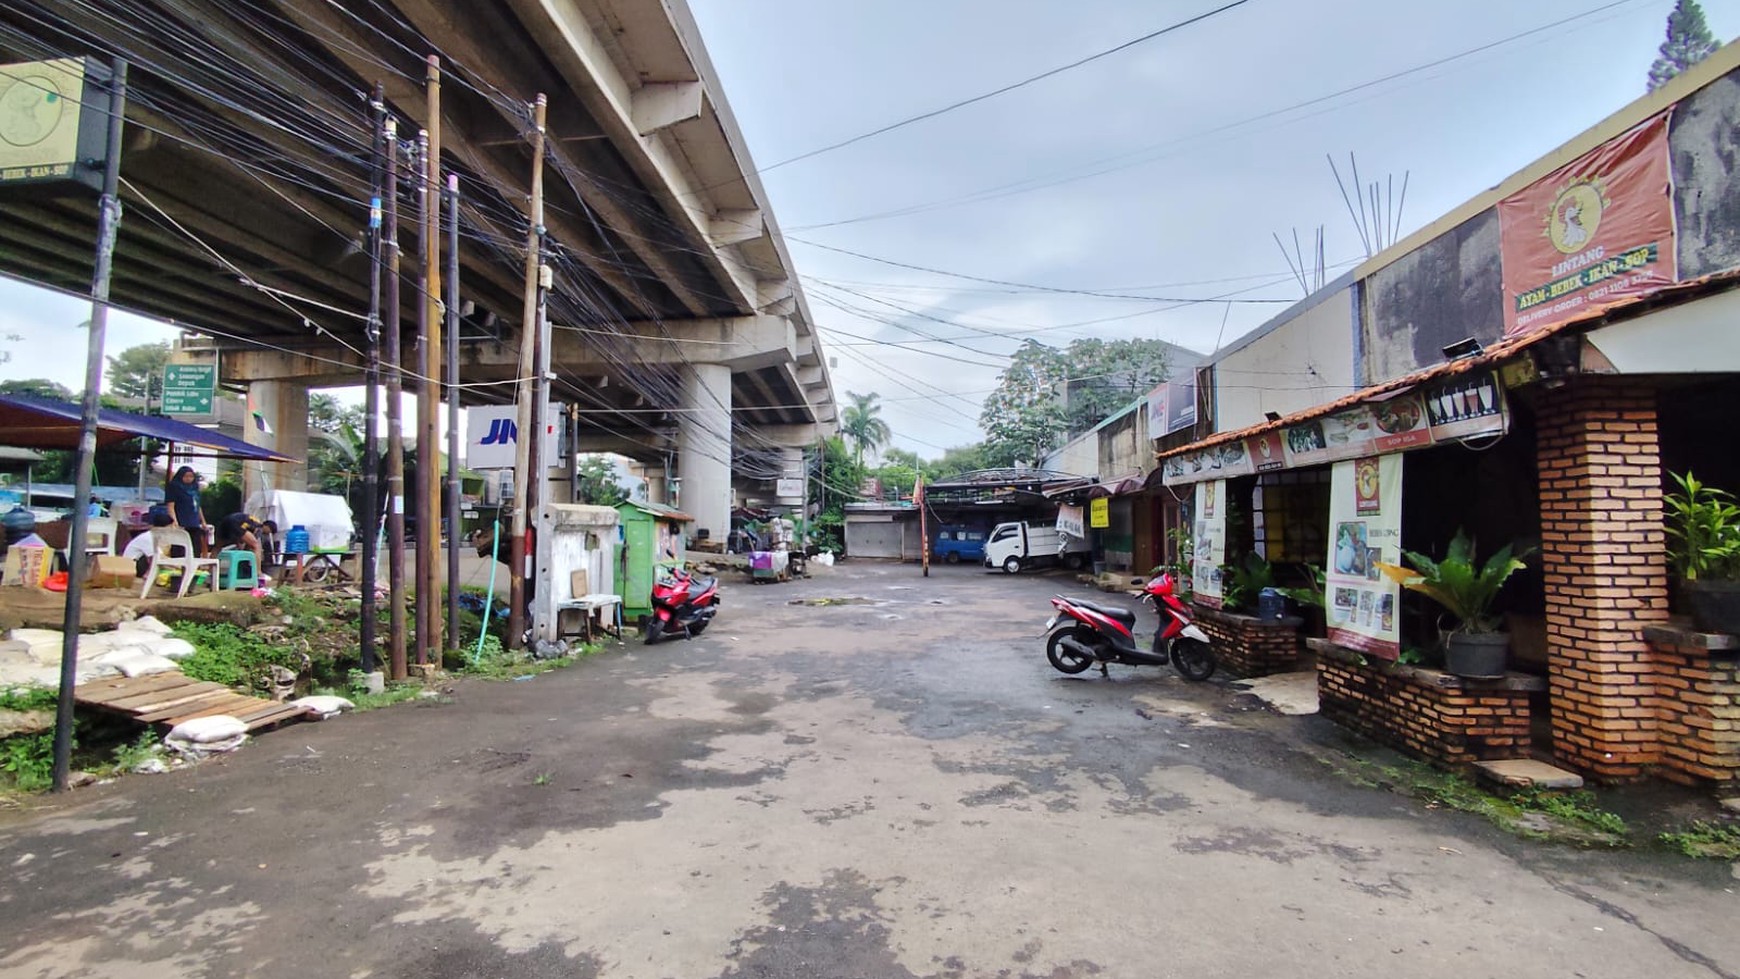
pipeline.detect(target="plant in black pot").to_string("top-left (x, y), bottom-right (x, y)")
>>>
top-left (1381, 530), bottom-right (1533, 679)
top-left (1665, 471), bottom-right (1740, 635)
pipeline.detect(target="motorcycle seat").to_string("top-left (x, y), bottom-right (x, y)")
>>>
top-left (1073, 599), bottom-right (1136, 623)
top-left (690, 576), bottom-right (717, 594)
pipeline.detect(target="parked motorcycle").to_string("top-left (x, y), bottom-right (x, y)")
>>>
top-left (646, 560), bottom-right (720, 645)
top-left (1043, 573), bottom-right (1216, 681)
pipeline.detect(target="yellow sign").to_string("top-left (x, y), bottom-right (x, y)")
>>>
top-left (1089, 497), bottom-right (1110, 529)
top-left (0, 59), bottom-right (90, 187)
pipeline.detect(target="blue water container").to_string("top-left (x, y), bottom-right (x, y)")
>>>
top-left (285, 524), bottom-right (311, 555)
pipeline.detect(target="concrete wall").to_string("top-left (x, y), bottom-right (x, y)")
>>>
top-left (1046, 430), bottom-right (1098, 478)
top-left (1097, 406), bottom-right (1150, 478)
top-left (1363, 210), bottom-right (1502, 385)
top-left (1215, 287), bottom-right (1357, 430)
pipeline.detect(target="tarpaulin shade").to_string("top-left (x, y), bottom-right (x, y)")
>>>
top-left (0, 393), bottom-right (297, 463)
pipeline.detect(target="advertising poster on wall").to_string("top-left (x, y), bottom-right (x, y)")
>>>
top-left (1056, 504), bottom-right (1085, 539)
top-left (1089, 497), bottom-right (1110, 529)
top-left (1326, 455), bottom-right (1403, 659)
top-left (1192, 480), bottom-right (1226, 609)
top-left (1166, 374), bottom-right (1198, 434)
top-left (1423, 370), bottom-right (1507, 442)
top-left (1499, 112), bottom-right (1676, 340)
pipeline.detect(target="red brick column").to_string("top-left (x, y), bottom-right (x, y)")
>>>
top-left (1536, 379), bottom-right (1670, 781)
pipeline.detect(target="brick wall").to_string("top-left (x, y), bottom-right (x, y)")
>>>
top-left (1536, 379), bottom-right (1671, 781)
top-left (1647, 628), bottom-right (1740, 788)
top-left (1314, 642), bottom-right (1537, 768)
top-left (1192, 605), bottom-right (1301, 678)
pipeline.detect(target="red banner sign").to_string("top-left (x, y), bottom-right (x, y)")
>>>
top-left (1499, 112), bottom-right (1676, 339)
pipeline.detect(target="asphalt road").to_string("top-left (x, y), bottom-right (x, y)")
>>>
top-left (1, 561), bottom-right (1737, 979)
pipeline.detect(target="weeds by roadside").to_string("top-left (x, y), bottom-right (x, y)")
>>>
top-left (1659, 821), bottom-right (1740, 859)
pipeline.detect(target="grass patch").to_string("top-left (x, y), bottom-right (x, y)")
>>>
top-left (0, 686), bottom-right (57, 712)
top-left (0, 732), bottom-right (56, 792)
top-left (446, 639), bottom-right (602, 681)
top-left (109, 732), bottom-right (162, 775)
top-left (172, 621), bottom-right (304, 691)
top-left (1659, 820), bottom-right (1740, 859)
top-left (1318, 751), bottom-right (1629, 847)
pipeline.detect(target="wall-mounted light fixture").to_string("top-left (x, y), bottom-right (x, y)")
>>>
top-left (1441, 337), bottom-right (1484, 361)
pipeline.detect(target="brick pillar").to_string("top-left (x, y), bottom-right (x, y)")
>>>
top-left (1537, 378), bottom-right (1670, 781)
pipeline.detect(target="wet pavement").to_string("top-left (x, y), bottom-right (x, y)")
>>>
top-left (1, 560), bottom-right (1737, 978)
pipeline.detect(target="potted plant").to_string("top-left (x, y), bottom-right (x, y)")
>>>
top-left (1381, 530), bottom-right (1532, 679)
top-left (1665, 471), bottom-right (1740, 634)
top-left (1219, 552), bottom-right (1274, 614)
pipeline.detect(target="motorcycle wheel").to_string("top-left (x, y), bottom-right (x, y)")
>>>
top-left (688, 617), bottom-right (710, 637)
top-left (644, 618), bottom-right (664, 645)
top-left (1170, 637), bottom-right (1216, 682)
top-left (1046, 628), bottom-right (1097, 675)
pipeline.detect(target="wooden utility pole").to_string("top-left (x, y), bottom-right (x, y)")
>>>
top-left (384, 118), bottom-right (408, 680)
top-left (417, 55), bottom-right (443, 664)
top-left (508, 95), bottom-right (547, 649)
top-left (360, 85), bottom-right (386, 678)
top-left (52, 57), bottom-right (127, 793)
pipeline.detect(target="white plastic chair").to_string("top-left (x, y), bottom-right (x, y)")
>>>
top-left (140, 527), bottom-right (220, 599)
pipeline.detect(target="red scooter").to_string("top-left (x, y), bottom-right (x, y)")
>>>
top-left (646, 561), bottom-right (720, 644)
top-left (1043, 573), bottom-right (1216, 681)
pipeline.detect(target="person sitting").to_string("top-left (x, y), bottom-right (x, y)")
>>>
top-left (217, 510), bottom-right (266, 573)
top-left (87, 495), bottom-right (107, 518)
top-left (123, 509), bottom-right (177, 578)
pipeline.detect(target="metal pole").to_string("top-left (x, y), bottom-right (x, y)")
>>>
top-left (413, 127), bottom-right (433, 667)
top-left (530, 261), bottom-right (553, 643)
top-left (359, 85), bottom-right (386, 677)
top-left (444, 173), bottom-right (461, 652)
top-left (53, 57), bottom-right (127, 793)
top-left (384, 119), bottom-right (408, 680)
top-left (508, 95), bottom-right (546, 649)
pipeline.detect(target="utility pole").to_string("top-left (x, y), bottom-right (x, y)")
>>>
top-left (508, 95), bottom-right (547, 649)
top-left (53, 57), bottom-right (127, 793)
top-left (383, 118), bottom-right (408, 680)
top-left (444, 174), bottom-right (461, 652)
top-left (359, 85), bottom-right (386, 678)
top-left (418, 54), bottom-right (444, 665)
top-left (414, 127), bottom-right (433, 667)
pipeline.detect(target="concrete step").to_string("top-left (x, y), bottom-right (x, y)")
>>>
top-left (1472, 759), bottom-right (1585, 790)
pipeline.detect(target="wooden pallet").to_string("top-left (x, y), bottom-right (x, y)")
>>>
top-left (76, 672), bottom-right (309, 732)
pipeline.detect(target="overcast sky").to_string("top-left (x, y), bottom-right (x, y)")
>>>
top-left (1, 0), bottom-right (1731, 460)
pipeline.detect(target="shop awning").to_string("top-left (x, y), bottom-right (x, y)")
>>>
top-left (1157, 271), bottom-right (1740, 487)
top-left (1046, 473), bottom-right (1146, 501)
top-left (0, 394), bottom-right (297, 463)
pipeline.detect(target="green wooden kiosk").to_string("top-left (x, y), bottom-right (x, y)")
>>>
top-left (615, 500), bottom-right (693, 624)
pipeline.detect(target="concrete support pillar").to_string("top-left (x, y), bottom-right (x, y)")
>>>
top-left (776, 446), bottom-right (805, 507)
top-left (677, 363), bottom-right (731, 543)
top-left (243, 380), bottom-right (310, 501)
top-left (1538, 378), bottom-right (1670, 782)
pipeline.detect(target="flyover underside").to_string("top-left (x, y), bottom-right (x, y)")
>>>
top-left (0, 0), bottom-right (834, 452)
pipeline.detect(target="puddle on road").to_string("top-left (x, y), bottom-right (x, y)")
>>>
top-left (787, 597), bottom-right (877, 607)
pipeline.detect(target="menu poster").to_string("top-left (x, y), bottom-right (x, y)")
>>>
top-left (1326, 455), bottom-right (1403, 659)
top-left (1192, 480), bottom-right (1226, 609)
top-left (1369, 392), bottom-right (1433, 453)
top-left (1424, 371), bottom-right (1507, 442)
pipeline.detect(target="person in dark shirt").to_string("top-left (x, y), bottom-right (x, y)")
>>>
top-left (164, 467), bottom-right (207, 556)
top-left (218, 511), bottom-right (265, 573)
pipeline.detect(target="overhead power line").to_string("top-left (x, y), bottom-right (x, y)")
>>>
top-left (757, 0), bottom-right (1255, 174)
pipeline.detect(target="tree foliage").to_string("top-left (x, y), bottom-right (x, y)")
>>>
top-left (979, 337), bottom-right (1171, 466)
top-left (0, 378), bottom-right (73, 400)
top-left (573, 455), bottom-right (629, 506)
top-left (105, 342), bottom-right (171, 402)
top-left (840, 390), bottom-right (892, 466)
top-left (1649, 0), bottom-right (1719, 91)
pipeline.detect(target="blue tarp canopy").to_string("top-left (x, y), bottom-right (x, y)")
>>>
top-left (0, 393), bottom-right (296, 463)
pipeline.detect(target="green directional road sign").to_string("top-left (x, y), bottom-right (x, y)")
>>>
top-left (161, 364), bottom-right (215, 416)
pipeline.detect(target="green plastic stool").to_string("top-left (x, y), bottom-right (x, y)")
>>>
top-left (219, 548), bottom-right (258, 590)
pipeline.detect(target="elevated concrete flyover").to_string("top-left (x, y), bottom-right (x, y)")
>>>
top-left (0, 0), bottom-right (835, 538)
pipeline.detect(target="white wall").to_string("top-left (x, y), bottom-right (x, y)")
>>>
top-left (1213, 288), bottom-right (1355, 432)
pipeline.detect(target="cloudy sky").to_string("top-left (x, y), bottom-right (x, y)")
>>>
top-left (0, 0), bottom-right (1731, 460)
top-left (686, 0), bottom-right (1732, 456)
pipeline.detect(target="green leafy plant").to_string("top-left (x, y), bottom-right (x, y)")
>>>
top-left (1381, 530), bottom-right (1532, 635)
top-left (1277, 563), bottom-right (1326, 610)
top-left (1219, 552), bottom-right (1273, 613)
top-left (1, 733), bottom-right (57, 792)
top-left (1664, 471), bottom-right (1740, 581)
top-left (1659, 820), bottom-right (1740, 859)
top-left (110, 732), bottom-right (162, 774)
top-left (0, 687), bottom-right (57, 712)
top-left (173, 622), bottom-right (304, 691)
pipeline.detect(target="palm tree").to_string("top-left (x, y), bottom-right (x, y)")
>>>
top-left (840, 391), bottom-right (891, 466)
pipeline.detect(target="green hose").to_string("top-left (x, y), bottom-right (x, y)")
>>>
top-left (473, 520), bottom-right (500, 664)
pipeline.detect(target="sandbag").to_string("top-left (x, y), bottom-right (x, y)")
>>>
top-left (117, 616), bottom-right (174, 637)
top-left (168, 714), bottom-right (247, 744)
top-left (290, 694), bottom-right (354, 720)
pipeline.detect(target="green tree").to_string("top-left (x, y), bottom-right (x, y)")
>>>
top-left (1061, 338), bottom-right (1171, 434)
top-left (979, 340), bottom-right (1069, 467)
top-left (928, 443), bottom-right (995, 480)
top-left (308, 393), bottom-right (360, 434)
top-left (813, 435), bottom-right (867, 554)
top-left (0, 378), bottom-right (73, 400)
top-left (1649, 0), bottom-right (1719, 91)
top-left (840, 390), bottom-right (892, 466)
top-left (574, 455), bottom-right (629, 506)
top-left (105, 342), bottom-right (172, 402)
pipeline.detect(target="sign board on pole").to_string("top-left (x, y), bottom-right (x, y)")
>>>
top-left (466, 404), bottom-right (559, 470)
top-left (1089, 496), bottom-right (1110, 529)
top-left (0, 58), bottom-right (115, 194)
top-left (160, 364), bottom-right (215, 416)
top-left (775, 477), bottom-right (804, 498)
